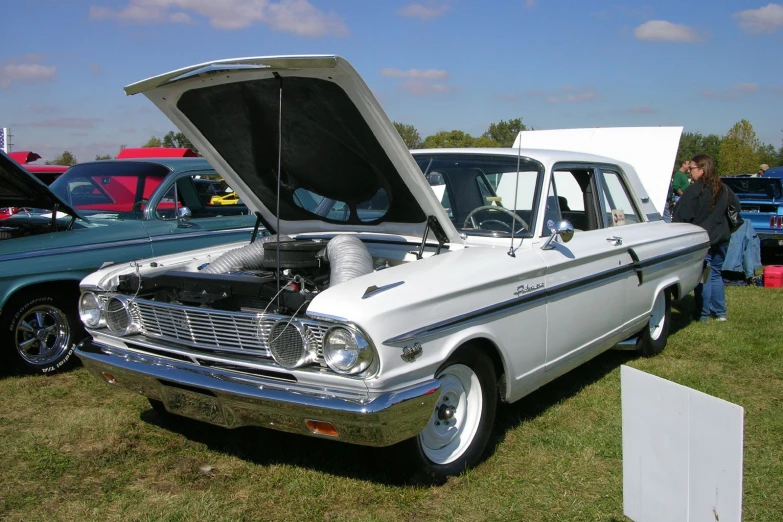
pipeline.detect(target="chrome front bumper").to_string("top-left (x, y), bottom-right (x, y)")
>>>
top-left (76, 340), bottom-right (441, 447)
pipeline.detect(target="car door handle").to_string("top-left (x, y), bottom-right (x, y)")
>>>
top-left (606, 236), bottom-right (623, 245)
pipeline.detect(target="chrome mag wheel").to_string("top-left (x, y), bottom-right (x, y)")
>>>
top-left (14, 304), bottom-right (72, 366)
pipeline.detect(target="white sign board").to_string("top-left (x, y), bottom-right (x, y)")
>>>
top-left (513, 126), bottom-right (683, 215)
top-left (621, 366), bottom-right (744, 522)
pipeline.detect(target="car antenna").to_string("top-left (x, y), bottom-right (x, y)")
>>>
top-left (274, 72), bottom-right (283, 311)
top-left (507, 140), bottom-right (522, 258)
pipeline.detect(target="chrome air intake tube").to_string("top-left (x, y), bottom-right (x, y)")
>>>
top-left (200, 235), bottom-right (293, 274)
top-left (326, 235), bottom-right (373, 286)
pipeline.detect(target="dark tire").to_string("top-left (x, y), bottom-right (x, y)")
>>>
top-left (404, 347), bottom-right (497, 483)
top-left (148, 398), bottom-right (168, 416)
top-left (636, 290), bottom-right (671, 358)
top-left (0, 291), bottom-right (83, 375)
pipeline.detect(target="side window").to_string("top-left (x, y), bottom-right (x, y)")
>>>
top-left (155, 174), bottom-right (247, 220)
top-left (426, 171), bottom-right (453, 218)
top-left (540, 178), bottom-right (562, 237)
top-left (599, 170), bottom-right (640, 226)
top-left (546, 168), bottom-right (595, 233)
top-left (155, 182), bottom-right (184, 221)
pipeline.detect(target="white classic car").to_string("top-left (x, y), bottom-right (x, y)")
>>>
top-left (75, 55), bottom-right (709, 481)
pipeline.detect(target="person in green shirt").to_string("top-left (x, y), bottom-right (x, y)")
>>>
top-left (664, 161), bottom-right (691, 222)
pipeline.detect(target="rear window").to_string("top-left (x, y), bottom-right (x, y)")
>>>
top-left (49, 162), bottom-right (170, 214)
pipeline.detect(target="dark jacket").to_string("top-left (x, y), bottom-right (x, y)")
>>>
top-left (673, 180), bottom-right (741, 246)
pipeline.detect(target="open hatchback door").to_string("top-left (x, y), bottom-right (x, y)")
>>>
top-left (124, 55), bottom-right (462, 244)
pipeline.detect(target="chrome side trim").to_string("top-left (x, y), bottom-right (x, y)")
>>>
top-left (76, 341), bottom-right (440, 447)
top-left (384, 241), bottom-right (709, 345)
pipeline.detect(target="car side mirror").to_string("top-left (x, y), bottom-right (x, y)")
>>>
top-left (542, 220), bottom-right (574, 250)
top-left (178, 206), bottom-right (192, 221)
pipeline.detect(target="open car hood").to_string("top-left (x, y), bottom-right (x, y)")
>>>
top-left (0, 151), bottom-right (79, 218)
top-left (125, 55), bottom-right (461, 244)
top-left (513, 126), bottom-right (683, 215)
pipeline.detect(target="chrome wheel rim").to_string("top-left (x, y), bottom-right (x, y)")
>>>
top-left (419, 364), bottom-right (483, 465)
top-left (649, 292), bottom-right (666, 341)
top-left (14, 305), bottom-right (71, 366)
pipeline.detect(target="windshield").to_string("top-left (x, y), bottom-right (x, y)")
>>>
top-left (412, 153), bottom-right (544, 236)
top-left (49, 162), bottom-right (170, 217)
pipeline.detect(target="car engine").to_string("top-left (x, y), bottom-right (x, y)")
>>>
top-left (115, 234), bottom-right (374, 315)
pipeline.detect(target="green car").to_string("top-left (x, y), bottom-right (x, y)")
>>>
top-left (0, 151), bottom-right (260, 374)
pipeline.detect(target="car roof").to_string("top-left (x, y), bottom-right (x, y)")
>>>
top-left (411, 147), bottom-right (629, 167)
top-left (75, 157), bottom-right (212, 171)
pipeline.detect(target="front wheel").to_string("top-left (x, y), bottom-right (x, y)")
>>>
top-left (408, 348), bottom-right (497, 482)
top-left (0, 292), bottom-right (82, 374)
top-left (636, 290), bottom-right (671, 357)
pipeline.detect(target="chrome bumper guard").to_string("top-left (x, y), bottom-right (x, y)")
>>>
top-left (75, 340), bottom-right (441, 447)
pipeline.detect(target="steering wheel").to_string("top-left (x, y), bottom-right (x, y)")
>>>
top-left (463, 205), bottom-right (529, 233)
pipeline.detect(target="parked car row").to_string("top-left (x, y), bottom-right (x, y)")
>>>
top-left (0, 149), bottom-right (259, 374)
top-left (722, 171), bottom-right (783, 251)
top-left (64, 55), bottom-right (709, 480)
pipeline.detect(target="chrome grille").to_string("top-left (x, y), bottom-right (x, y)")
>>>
top-left (129, 298), bottom-right (329, 362)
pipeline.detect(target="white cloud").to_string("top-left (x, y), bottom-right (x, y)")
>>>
top-left (398, 79), bottom-right (452, 95)
top-left (0, 63), bottom-right (57, 88)
top-left (380, 68), bottom-right (451, 96)
top-left (397, 2), bottom-right (450, 20)
top-left (30, 104), bottom-right (60, 114)
top-left (524, 85), bottom-right (596, 103)
top-left (733, 82), bottom-right (758, 93)
top-left (22, 118), bottom-right (103, 129)
top-left (700, 83), bottom-right (761, 101)
top-left (733, 3), bottom-right (783, 34)
top-left (630, 105), bottom-right (655, 113)
top-left (89, 0), bottom-right (348, 36)
top-left (634, 20), bottom-right (701, 42)
top-left (380, 68), bottom-right (448, 80)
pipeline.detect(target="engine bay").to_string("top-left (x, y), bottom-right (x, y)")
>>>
top-left (116, 235), bottom-right (376, 315)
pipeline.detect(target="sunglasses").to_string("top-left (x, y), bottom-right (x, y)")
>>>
top-left (687, 165), bottom-right (702, 171)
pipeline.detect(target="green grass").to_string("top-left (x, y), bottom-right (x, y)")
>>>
top-left (1, 286), bottom-right (782, 521)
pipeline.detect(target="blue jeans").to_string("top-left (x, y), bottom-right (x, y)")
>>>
top-left (695, 243), bottom-right (728, 320)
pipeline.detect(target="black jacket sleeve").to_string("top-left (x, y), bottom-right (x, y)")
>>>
top-left (672, 183), bottom-right (700, 223)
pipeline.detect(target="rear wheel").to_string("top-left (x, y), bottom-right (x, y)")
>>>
top-left (636, 290), bottom-right (671, 357)
top-left (408, 348), bottom-right (497, 482)
top-left (0, 291), bottom-right (82, 374)
top-left (148, 398), bottom-right (168, 416)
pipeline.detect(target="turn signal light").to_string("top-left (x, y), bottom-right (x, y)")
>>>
top-left (305, 420), bottom-right (339, 437)
top-left (102, 372), bottom-right (118, 385)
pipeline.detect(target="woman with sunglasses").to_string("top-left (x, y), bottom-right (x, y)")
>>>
top-left (673, 154), bottom-right (741, 322)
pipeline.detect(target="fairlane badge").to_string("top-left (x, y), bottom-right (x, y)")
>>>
top-left (514, 282), bottom-right (544, 297)
top-left (401, 342), bottom-right (423, 362)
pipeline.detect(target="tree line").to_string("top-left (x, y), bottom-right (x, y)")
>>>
top-left (43, 118), bottom-right (781, 175)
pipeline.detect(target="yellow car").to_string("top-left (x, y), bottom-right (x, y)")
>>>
top-left (209, 192), bottom-right (242, 205)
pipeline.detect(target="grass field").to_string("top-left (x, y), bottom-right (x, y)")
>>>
top-left (1, 286), bottom-right (782, 521)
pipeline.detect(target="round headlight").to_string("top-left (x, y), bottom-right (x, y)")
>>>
top-left (323, 327), bottom-right (373, 375)
top-left (79, 292), bottom-right (102, 328)
top-left (105, 297), bottom-right (137, 336)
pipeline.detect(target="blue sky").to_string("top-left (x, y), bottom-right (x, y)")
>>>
top-left (2, 0), bottom-right (782, 162)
